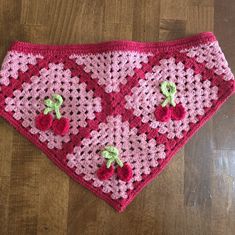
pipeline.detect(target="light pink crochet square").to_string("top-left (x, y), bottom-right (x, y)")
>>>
top-left (0, 32), bottom-right (234, 212)
top-left (67, 115), bottom-right (165, 200)
top-left (4, 62), bottom-right (102, 149)
top-left (125, 57), bottom-right (218, 139)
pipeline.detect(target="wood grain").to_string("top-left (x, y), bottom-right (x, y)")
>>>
top-left (0, 0), bottom-right (235, 234)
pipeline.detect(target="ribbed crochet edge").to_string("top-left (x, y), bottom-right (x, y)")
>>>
top-left (0, 32), bottom-right (234, 212)
top-left (10, 32), bottom-right (216, 55)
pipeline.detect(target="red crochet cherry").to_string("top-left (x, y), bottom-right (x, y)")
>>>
top-left (117, 163), bottom-right (133, 182)
top-left (52, 117), bottom-right (70, 135)
top-left (97, 163), bottom-right (114, 180)
top-left (35, 113), bottom-right (53, 131)
top-left (154, 105), bottom-right (171, 122)
top-left (171, 103), bottom-right (186, 121)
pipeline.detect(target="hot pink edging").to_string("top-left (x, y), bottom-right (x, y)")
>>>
top-left (10, 32), bottom-right (216, 54)
top-left (119, 87), bottom-right (235, 212)
top-left (0, 109), bottom-right (125, 212)
top-left (0, 32), bottom-right (234, 212)
top-left (0, 85), bottom-right (234, 212)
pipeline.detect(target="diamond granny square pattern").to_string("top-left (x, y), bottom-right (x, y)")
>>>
top-left (0, 32), bottom-right (234, 212)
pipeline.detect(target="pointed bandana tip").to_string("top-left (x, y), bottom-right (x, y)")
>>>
top-left (0, 32), bottom-right (234, 212)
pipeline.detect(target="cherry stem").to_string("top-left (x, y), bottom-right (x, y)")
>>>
top-left (160, 81), bottom-right (177, 107)
top-left (43, 94), bottom-right (63, 119)
top-left (101, 146), bottom-right (124, 168)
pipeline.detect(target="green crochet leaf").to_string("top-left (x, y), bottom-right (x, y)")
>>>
top-left (43, 94), bottom-right (63, 119)
top-left (101, 150), bottom-right (113, 159)
top-left (100, 146), bottom-right (123, 168)
top-left (160, 81), bottom-right (177, 107)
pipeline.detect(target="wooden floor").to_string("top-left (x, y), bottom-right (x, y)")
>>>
top-left (0, 0), bottom-right (235, 234)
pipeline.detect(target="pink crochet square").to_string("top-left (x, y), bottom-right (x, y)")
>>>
top-left (0, 32), bottom-right (234, 212)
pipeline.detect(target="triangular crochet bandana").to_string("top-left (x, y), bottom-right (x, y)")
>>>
top-left (0, 32), bottom-right (234, 212)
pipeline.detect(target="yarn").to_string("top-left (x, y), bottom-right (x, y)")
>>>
top-left (35, 113), bottom-right (53, 131)
top-left (44, 94), bottom-right (63, 119)
top-left (154, 106), bottom-right (171, 122)
top-left (97, 163), bottom-right (115, 180)
top-left (160, 81), bottom-right (177, 107)
top-left (52, 118), bottom-right (70, 136)
top-left (117, 163), bottom-right (133, 182)
top-left (4, 62), bottom-right (102, 149)
top-left (98, 145), bottom-right (133, 182)
top-left (0, 32), bottom-right (234, 212)
top-left (171, 104), bottom-right (186, 121)
top-left (100, 146), bottom-right (123, 168)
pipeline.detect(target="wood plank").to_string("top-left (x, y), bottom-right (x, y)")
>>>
top-left (0, 0), bottom-right (235, 234)
top-left (0, 122), bottom-right (13, 235)
top-left (186, 5), bottom-right (214, 34)
top-left (213, 0), bottom-right (235, 151)
top-left (160, 0), bottom-right (188, 20)
top-left (159, 19), bottom-right (186, 40)
top-left (132, 0), bottom-right (160, 41)
top-left (7, 133), bottom-right (40, 235)
top-left (36, 157), bottom-right (69, 235)
top-left (210, 150), bottom-right (235, 235)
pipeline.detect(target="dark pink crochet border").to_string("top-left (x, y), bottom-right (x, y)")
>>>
top-left (10, 32), bottom-right (216, 54)
top-left (0, 32), bottom-right (234, 212)
top-left (0, 85), bottom-right (234, 212)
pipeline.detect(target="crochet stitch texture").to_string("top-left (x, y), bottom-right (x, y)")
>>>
top-left (0, 32), bottom-right (234, 212)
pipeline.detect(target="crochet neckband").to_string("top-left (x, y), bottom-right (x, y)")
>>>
top-left (1, 31), bottom-right (233, 212)
top-left (10, 32), bottom-right (216, 54)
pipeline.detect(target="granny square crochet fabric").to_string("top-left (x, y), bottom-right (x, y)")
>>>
top-left (0, 32), bottom-right (234, 212)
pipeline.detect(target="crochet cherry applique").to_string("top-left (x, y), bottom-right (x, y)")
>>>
top-left (171, 103), bottom-right (186, 121)
top-left (154, 105), bottom-right (171, 122)
top-left (35, 94), bottom-right (70, 135)
top-left (52, 117), bottom-right (70, 136)
top-left (97, 163), bottom-right (115, 180)
top-left (117, 163), bottom-right (133, 182)
top-left (97, 146), bottom-right (133, 182)
top-left (154, 81), bottom-right (186, 122)
top-left (35, 113), bottom-right (53, 131)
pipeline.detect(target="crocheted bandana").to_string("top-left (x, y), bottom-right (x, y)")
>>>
top-left (0, 32), bottom-right (234, 212)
